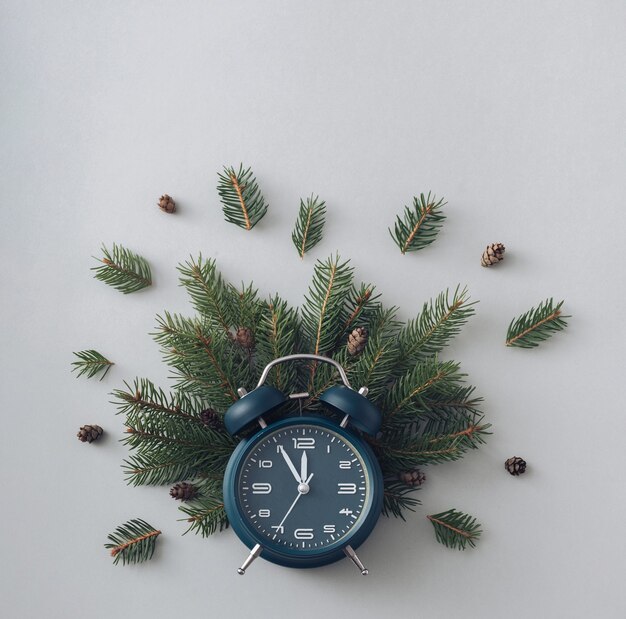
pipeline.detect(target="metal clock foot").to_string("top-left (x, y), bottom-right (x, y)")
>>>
top-left (237, 543), bottom-right (262, 575)
top-left (344, 545), bottom-right (369, 575)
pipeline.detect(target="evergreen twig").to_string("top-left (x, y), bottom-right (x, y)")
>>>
top-left (389, 192), bottom-right (446, 254)
top-left (506, 298), bottom-right (569, 348)
top-left (92, 243), bottom-right (152, 294)
top-left (217, 164), bottom-right (268, 230)
top-left (427, 509), bottom-right (482, 550)
top-left (71, 349), bottom-right (113, 380)
top-left (178, 479), bottom-right (229, 536)
top-left (292, 194), bottom-right (327, 258)
top-left (105, 518), bottom-right (161, 565)
top-left (383, 479), bottom-right (421, 519)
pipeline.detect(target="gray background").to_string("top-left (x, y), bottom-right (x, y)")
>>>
top-left (1, 1), bottom-right (625, 617)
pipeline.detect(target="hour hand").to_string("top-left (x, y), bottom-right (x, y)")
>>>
top-left (278, 446), bottom-right (302, 483)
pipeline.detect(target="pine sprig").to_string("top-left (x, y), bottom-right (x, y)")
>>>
top-left (71, 349), bottom-right (113, 380)
top-left (427, 509), bottom-right (482, 550)
top-left (389, 192), bottom-right (446, 254)
top-left (506, 298), bottom-right (569, 348)
top-left (301, 254), bottom-right (354, 356)
top-left (217, 164), bottom-right (268, 230)
top-left (92, 243), bottom-right (152, 294)
top-left (292, 194), bottom-right (327, 258)
top-left (397, 286), bottom-right (476, 365)
top-left (104, 518), bottom-right (161, 565)
top-left (178, 479), bottom-right (229, 536)
top-left (382, 479), bottom-right (421, 519)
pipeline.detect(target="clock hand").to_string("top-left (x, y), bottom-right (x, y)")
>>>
top-left (278, 445), bottom-right (302, 483)
top-left (300, 450), bottom-right (308, 483)
top-left (275, 473), bottom-right (314, 531)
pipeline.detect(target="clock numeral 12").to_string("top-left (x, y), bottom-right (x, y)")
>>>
top-left (292, 437), bottom-right (315, 449)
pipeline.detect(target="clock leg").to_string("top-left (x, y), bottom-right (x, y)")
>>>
top-left (344, 545), bottom-right (369, 575)
top-left (237, 543), bottom-right (263, 575)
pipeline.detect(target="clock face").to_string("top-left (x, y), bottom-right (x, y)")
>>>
top-left (236, 423), bottom-right (370, 552)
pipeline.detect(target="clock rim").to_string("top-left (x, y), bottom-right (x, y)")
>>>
top-left (223, 416), bottom-right (383, 569)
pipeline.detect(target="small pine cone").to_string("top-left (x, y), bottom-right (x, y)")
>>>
top-left (157, 194), bottom-right (176, 213)
top-left (200, 408), bottom-right (222, 430)
top-left (77, 424), bottom-right (103, 443)
top-left (505, 456), bottom-right (527, 476)
top-left (235, 326), bottom-right (255, 350)
top-left (481, 242), bottom-right (505, 267)
top-left (347, 327), bottom-right (368, 356)
top-left (169, 482), bottom-right (198, 501)
top-left (398, 468), bottom-right (426, 487)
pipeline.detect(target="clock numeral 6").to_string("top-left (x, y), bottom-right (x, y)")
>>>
top-left (258, 460), bottom-right (273, 468)
top-left (258, 509), bottom-right (271, 518)
top-left (294, 528), bottom-right (314, 540)
top-left (323, 524), bottom-right (336, 534)
top-left (251, 482), bottom-right (272, 494)
top-left (292, 437), bottom-right (315, 449)
top-left (337, 483), bottom-right (357, 494)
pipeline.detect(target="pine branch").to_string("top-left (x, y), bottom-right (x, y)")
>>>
top-left (71, 349), bottom-right (113, 380)
top-left (105, 519), bottom-right (161, 565)
top-left (292, 194), bottom-right (327, 258)
top-left (389, 192), bottom-right (446, 254)
top-left (382, 479), bottom-right (421, 519)
top-left (177, 256), bottom-right (234, 333)
top-left (397, 286), bottom-right (476, 365)
top-left (427, 509), bottom-right (482, 550)
top-left (255, 295), bottom-right (300, 392)
top-left (217, 164), bottom-right (268, 230)
top-left (506, 298), bottom-right (569, 348)
top-left (301, 254), bottom-right (354, 356)
top-left (92, 243), bottom-right (152, 293)
top-left (179, 479), bottom-right (229, 536)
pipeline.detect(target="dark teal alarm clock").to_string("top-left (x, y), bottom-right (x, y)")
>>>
top-left (223, 354), bottom-right (383, 575)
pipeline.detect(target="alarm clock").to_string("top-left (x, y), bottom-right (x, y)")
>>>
top-left (223, 354), bottom-right (383, 575)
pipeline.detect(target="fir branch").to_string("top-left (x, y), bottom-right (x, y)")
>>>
top-left (255, 295), bottom-right (300, 392)
top-left (382, 479), bottom-right (421, 519)
top-left (506, 298), bottom-right (569, 348)
top-left (292, 194), bottom-right (327, 258)
top-left (179, 479), bottom-right (229, 536)
top-left (177, 256), bottom-right (233, 333)
top-left (92, 243), bottom-right (152, 293)
top-left (217, 164), bottom-right (268, 230)
top-left (104, 519), bottom-right (161, 565)
top-left (301, 254), bottom-right (354, 356)
top-left (397, 286), bottom-right (476, 365)
top-left (71, 349), bottom-right (113, 380)
top-left (389, 192), bottom-right (446, 254)
top-left (427, 509), bottom-right (482, 550)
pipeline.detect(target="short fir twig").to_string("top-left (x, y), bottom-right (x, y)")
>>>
top-left (506, 298), bottom-right (569, 348)
top-left (389, 192), bottom-right (446, 254)
top-left (292, 194), bottom-right (327, 258)
top-left (71, 349), bottom-right (113, 380)
top-left (217, 164), bottom-right (268, 230)
top-left (104, 518), bottom-right (161, 565)
top-left (92, 243), bottom-right (152, 294)
top-left (427, 508), bottom-right (482, 550)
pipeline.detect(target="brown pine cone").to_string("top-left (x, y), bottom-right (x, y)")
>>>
top-left (235, 326), bottom-right (254, 350)
top-left (77, 424), bottom-right (103, 443)
top-left (398, 468), bottom-right (426, 487)
top-left (505, 456), bottom-right (527, 476)
top-left (347, 327), bottom-right (368, 356)
top-left (169, 482), bottom-right (198, 501)
top-left (200, 408), bottom-right (222, 430)
top-left (157, 194), bottom-right (176, 213)
top-left (481, 242), bottom-right (505, 267)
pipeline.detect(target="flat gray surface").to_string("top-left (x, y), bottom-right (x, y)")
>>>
top-left (1, 1), bottom-right (625, 617)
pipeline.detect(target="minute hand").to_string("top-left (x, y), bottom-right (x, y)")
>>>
top-left (276, 473), bottom-right (314, 531)
top-left (278, 446), bottom-right (302, 483)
